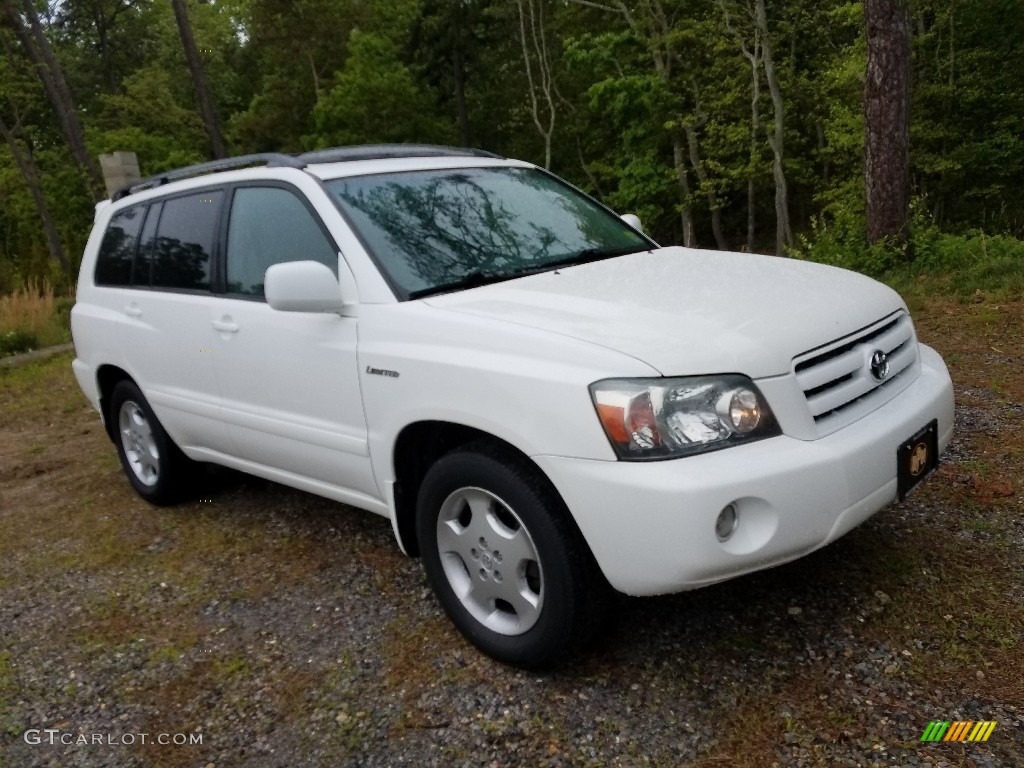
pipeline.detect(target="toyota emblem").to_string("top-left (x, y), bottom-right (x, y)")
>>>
top-left (870, 350), bottom-right (889, 381)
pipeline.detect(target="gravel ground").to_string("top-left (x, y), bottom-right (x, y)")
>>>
top-left (1, 301), bottom-right (1021, 768)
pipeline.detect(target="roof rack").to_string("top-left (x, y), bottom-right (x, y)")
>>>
top-left (112, 152), bottom-right (301, 201)
top-left (110, 145), bottom-right (503, 201)
top-left (296, 144), bottom-right (502, 165)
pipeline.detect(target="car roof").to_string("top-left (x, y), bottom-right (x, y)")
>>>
top-left (110, 145), bottom-right (521, 202)
top-left (305, 155), bottom-right (529, 181)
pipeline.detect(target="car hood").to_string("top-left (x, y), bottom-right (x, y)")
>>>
top-left (422, 247), bottom-right (907, 379)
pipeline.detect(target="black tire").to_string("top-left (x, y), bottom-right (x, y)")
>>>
top-left (416, 441), bottom-right (605, 669)
top-left (109, 380), bottom-right (195, 505)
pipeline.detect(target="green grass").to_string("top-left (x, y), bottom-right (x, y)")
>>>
top-left (212, 654), bottom-right (251, 679)
top-left (0, 352), bottom-right (78, 424)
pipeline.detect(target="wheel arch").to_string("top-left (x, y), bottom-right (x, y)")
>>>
top-left (391, 421), bottom-right (571, 558)
top-left (96, 364), bottom-right (134, 442)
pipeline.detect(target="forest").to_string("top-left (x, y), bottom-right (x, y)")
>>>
top-left (1, 0), bottom-right (1023, 293)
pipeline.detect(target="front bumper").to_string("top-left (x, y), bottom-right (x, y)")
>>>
top-left (534, 344), bottom-right (955, 596)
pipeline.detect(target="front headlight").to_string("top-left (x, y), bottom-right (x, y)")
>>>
top-left (589, 375), bottom-right (781, 460)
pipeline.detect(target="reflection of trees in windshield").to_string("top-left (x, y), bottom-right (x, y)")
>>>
top-left (339, 174), bottom-right (567, 286)
top-left (333, 168), bottom-right (645, 293)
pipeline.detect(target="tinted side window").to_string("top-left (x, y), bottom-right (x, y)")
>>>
top-left (151, 191), bottom-right (223, 291)
top-left (95, 205), bottom-right (145, 286)
top-left (133, 201), bottom-right (162, 287)
top-left (226, 187), bottom-right (338, 298)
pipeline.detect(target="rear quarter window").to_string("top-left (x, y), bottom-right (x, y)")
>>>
top-left (94, 205), bottom-right (145, 286)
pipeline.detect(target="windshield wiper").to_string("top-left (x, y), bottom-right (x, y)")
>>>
top-left (407, 270), bottom-right (518, 300)
top-left (488, 244), bottom-right (650, 282)
top-left (545, 244), bottom-right (650, 269)
top-left (406, 245), bottom-right (650, 300)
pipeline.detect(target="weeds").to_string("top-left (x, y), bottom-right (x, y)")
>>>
top-left (0, 279), bottom-right (72, 357)
top-left (794, 213), bottom-right (1024, 301)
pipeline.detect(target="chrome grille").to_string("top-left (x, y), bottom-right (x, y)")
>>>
top-left (794, 312), bottom-right (918, 435)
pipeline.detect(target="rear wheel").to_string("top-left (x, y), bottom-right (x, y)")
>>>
top-left (416, 442), bottom-right (603, 668)
top-left (110, 380), bottom-right (195, 505)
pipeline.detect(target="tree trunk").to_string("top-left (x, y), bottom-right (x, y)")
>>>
top-left (755, 0), bottom-right (793, 255)
top-left (816, 119), bottom-right (829, 185)
top-left (627, 4), bottom-right (697, 247)
top-left (92, 5), bottom-right (116, 93)
top-left (4, 0), bottom-right (104, 199)
top-left (672, 138), bottom-right (696, 247)
top-left (576, 137), bottom-right (604, 197)
top-left (309, 52), bottom-right (321, 96)
top-left (684, 125), bottom-right (727, 249)
top-left (865, 0), bottom-right (912, 247)
top-left (717, 0), bottom-right (762, 252)
top-left (171, 0), bottom-right (227, 160)
top-left (574, 0), bottom-right (697, 247)
top-left (516, 0), bottom-right (556, 168)
top-left (747, 36), bottom-right (762, 252)
top-left (686, 79), bottom-right (728, 250)
top-left (0, 113), bottom-right (71, 278)
top-left (453, 46), bottom-right (469, 145)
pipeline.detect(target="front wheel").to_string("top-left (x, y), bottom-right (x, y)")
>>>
top-left (416, 443), bottom-right (603, 668)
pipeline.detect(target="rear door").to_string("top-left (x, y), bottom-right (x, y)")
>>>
top-left (117, 189), bottom-right (232, 454)
top-left (209, 183), bottom-right (376, 502)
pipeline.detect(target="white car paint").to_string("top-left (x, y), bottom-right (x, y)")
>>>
top-left (421, 248), bottom-right (906, 379)
top-left (72, 154), bottom-right (955, 598)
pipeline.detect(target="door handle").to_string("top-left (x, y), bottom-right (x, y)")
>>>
top-left (212, 319), bottom-right (239, 333)
top-left (123, 304), bottom-right (142, 318)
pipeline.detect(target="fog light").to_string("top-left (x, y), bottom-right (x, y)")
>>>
top-left (716, 503), bottom-right (739, 541)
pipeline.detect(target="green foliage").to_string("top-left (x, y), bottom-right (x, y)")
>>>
top-left (903, 230), bottom-right (1024, 299)
top-left (308, 30), bottom-right (452, 148)
top-left (409, 0), bottom-right (494, 144)
top-left (794, 214), bottom-right (902, 278)
top-left (92, 66), bottom-right (209, 174)
top-left (796, 201), bottom-right (1024, 299)
top-left (0, 329), bottom-right (38, 356)
top-left (1, 0), bottom-right (1023, 291)
top-left (226, 0), bottom-right (372, 152)
top-left (562, 31), bottom-right (681, 238)
top-left (912, 0), bottom-right (1024, 234)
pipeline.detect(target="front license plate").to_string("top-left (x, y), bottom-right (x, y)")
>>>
top-left (897, 419), bottom-right (939, 500)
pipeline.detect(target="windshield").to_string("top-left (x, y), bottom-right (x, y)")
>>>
top-left (325, 167), bottom-right (651, 298)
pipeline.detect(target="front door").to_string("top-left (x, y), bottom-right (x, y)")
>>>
top-left (209, 184), bottom-right (377, 503)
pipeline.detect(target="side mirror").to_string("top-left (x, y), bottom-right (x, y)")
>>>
top-left (265, 261), bottom-right (349, 313)
top-left (621, 213), bottom-right (644, 233)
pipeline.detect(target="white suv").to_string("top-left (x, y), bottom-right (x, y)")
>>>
top-left (72, 145), bottom-right (955, 667)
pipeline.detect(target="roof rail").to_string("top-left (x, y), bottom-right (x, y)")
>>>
top-left (296, 144), bottom-right (502, 165)
top-left (110, 145), bottom-right (504, 201)
top-left (111, 153), bottom-right (302, 201)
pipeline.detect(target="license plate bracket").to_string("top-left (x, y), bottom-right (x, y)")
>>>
top-left (897, 419), bottom-right (939, 501)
